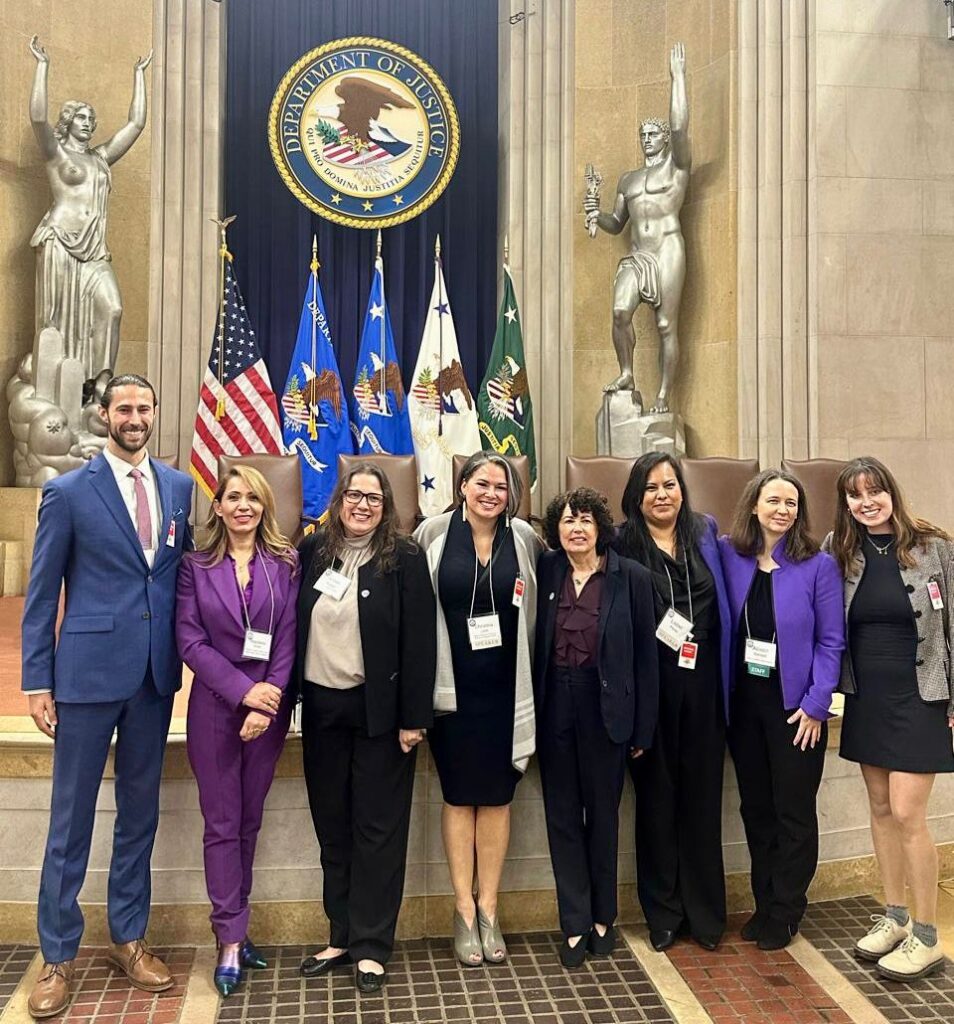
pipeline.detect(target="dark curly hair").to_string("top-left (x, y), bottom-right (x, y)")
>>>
top-left (544, 487), bottom-right (615, 554)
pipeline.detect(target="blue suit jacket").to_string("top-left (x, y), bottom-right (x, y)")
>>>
top-left (21, 453), bottom-right (194, 701)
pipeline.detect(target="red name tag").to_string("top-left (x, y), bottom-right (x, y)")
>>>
top-left (928, 580), bottom-right (944, 610)
top-left (512, 576), bottom-right (525, 607)
top-left (678, 641), bottom-right (698, 670)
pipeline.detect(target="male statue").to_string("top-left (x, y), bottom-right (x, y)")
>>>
top-left (584, 43), bottom-right (689, 414)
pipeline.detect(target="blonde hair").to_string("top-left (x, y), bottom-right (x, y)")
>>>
top-left (197, 466), bottom-right (296, 567)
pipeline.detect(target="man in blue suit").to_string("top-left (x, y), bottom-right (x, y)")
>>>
top-left (21, 375), bottom-right (194, 1019)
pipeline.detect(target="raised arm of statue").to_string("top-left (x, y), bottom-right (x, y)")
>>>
top-left (29, 36), bottom-right (57, 160)
top-left (669, 43), bottom-right (690, 171)
top-left (99, 51), bottom-right (152, 165)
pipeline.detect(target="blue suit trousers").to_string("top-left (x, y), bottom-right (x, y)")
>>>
top-left (37, 673), bottom-right (173, 962)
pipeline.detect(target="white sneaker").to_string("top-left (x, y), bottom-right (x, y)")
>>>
top-left (876, 934), bottom-right (945, 981)
top-left (854, 914), bottom-right (911, 961)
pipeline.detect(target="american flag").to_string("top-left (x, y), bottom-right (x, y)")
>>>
top-left (189, 257), bottom-right (284, 498)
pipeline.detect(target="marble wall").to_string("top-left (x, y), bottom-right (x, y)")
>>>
top-left (572, 0), bottom-right (739, 457)
top-left (0, 0), bottom-right (154, 486)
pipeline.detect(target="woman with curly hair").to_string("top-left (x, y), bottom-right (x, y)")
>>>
top-left (176, 466), bottom-right (300, 995)
top-left (294, 463), bottom-right (436, 994)
top-left (534, 487), bottom-right (659, 967)
top-left (828, 457), bottom-right (954, 980)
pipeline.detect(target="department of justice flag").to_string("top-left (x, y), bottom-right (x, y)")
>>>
top-left (281, 241), bottom-right (353, 522)
top-left (476, 263), bottom-right (537, 486)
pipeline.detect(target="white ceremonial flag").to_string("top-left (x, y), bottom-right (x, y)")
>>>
top-left (408, 237), bottom-right (481, 516)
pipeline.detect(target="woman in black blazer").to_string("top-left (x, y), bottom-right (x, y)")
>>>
top-left (294, 463), bottom-right (436, 993)
top-left (533, 487), bottom-right (659, 967)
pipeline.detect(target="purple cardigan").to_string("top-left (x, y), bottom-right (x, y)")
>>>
top-left (718, 537), bottom-right (845, 720)
top-left (175, 549), bottom-right (300, 710)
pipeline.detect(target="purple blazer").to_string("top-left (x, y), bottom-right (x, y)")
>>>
top-left (175, 549), bottom-right (300, 710)
top-left (718, 538), bottom-right (845, 720)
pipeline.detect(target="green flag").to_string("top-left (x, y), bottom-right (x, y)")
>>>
top-left (477, 266), bottom-right (538, 486)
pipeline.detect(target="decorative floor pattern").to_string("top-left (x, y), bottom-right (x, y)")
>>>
top-left (664, 921), bottom-right (851, 1023)
top-left (0, 946), bottom-right (36, 1015)
top-left (43, 946), bottom-right (195, 1023)
top-left (213, 934), bottom-right (675, 1024)
top-left (800, 896), bottom-right (954, 1023)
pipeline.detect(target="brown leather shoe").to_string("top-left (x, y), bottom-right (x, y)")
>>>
top-left (28, 961), bottom-right (74, 1019)
top-left (107, 940), bottom-right (174, 992)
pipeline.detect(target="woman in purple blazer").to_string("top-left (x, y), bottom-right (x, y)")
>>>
top-left (176, 466), bottom-right (300, 996)
top-left (720, 469), bottom-right (844, 950)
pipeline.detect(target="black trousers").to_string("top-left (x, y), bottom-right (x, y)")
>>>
top-left (631, 658), bottom-right (727, 939)
top-left (728, 674), bottom-right (827, 926)
top-left (538, 667), bottom-right (627, 936)
top-left (300, 684), bottom-right (417, 963)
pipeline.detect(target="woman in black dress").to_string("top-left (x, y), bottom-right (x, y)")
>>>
top-left (829, 456), bottom-right (954, 981)
top-left (414, 453), bottom-right (543, 967)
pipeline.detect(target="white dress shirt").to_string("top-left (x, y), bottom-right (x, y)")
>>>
top-left (102, 447), bottom-right (162, 568)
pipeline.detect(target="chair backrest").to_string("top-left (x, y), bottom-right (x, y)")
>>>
top-left (780, 458), bottom-right (848, 545)
top-left (564, 456), bottom-right (636, 524)
top-left (217, 453), bottom-right (303, 543)
top-left (680, 457), bottom-right (761, 535)
top-left (337, 454), bottom-right (421, 534)
top-left (450, 453), bottom-right (532, 521)
top-left (154, 453), bottom-right (179, 470)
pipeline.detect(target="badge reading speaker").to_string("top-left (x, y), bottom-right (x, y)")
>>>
top-left (269, 37), bottom-right (460, 229)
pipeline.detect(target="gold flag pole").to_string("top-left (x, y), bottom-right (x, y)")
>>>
top-left (503, 233), bottom-right (510, 272)
top-left (308, 235), bottom-right (320, 440)
top-left (376, 229), bottom-right (386, 414)
top-left (211, 215), bottom-right (237, 420)
top-left (435, 234), bottom-right (444, 438)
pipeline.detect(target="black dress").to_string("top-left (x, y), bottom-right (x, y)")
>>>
top-left (429, 510), bottom-right (522, 805)
top-left (841, 541), bottom-right (954, 773)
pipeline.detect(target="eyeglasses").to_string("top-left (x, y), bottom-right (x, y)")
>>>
top-left (343, 489), bottom-right (384, 508)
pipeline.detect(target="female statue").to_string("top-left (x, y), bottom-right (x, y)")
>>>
top-left (28, 36), bottom-right (152, 398)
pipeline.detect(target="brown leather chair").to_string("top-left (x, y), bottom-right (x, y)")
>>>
top-left (218, 453), bottom-right (304, 543)
top-left (154, 454), bottom-right (179, 470)
top-left (338, 453), bottom-right (421, 534)
top-left (451, 453), bottom-right (532, 521)
top-left (781, 458), bottom-right (847, 545)
top-left (681, 457), bottom-right (761, 535)
top-left (564, 456), bottom-right (636, 524)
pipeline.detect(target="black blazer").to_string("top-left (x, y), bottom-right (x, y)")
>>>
top-left (532, 547), bottom-right (660, 749)
top-left (294, 532), bottom-right (437, 737)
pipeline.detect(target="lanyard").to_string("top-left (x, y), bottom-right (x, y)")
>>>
top-left (236, 549), bottom-right (276, 636)
top-left (662, 552), bottom-right (693, 624)
top-left (469, 529), bottom-right (498, 620)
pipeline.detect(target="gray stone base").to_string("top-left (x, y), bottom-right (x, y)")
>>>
top-left (596, 391), bottom-right (686, 457)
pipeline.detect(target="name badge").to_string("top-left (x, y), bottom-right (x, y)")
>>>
top-left (314, 568), bottom-right (351, 600)
top-left (468, 614), bottom-right (503, 650)
top-left (243, 628), bottom-right (273, 661)
top-left (678, 641), bottom-right (698, 670)
top-left (165, 519), bottom-right (176, 547)
top-left (928, 580), bottom-right (944, 611)
top-left (745, 637), bottom-right (777, 677)
top-left (512, 575), bottom-right (525, 608)
top-left (656, 607), bottom-right (694, 651)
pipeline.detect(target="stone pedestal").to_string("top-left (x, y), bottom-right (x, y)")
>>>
top-left (596, 391), bottom-right (686, 457)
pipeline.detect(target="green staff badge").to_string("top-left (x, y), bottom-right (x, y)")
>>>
top-left (268, 37), bottom-right (461, 229)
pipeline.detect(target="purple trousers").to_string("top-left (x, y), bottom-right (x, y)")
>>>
top-left (186, 682), bottom-right (290, 943)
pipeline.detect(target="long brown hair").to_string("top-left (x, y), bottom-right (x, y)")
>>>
top-left (831, 456), bottom-right (949, 574)
top-left (198, 466), bottom-right (297, 567)
top-left (728, 469), bottom-right (818, 562)
top-left (311, 462), bottom-right (405, 576)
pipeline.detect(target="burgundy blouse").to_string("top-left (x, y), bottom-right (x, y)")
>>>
top-left (553, 567), bottom-right (604, 668)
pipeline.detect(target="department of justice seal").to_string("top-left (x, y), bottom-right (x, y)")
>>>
top-left (268, 37), bottom-right (460, 229)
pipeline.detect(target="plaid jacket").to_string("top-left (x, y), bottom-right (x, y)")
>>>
top-left (825, 534), bottom-right (954, 717)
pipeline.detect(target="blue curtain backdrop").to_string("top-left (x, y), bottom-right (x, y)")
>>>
top-left (225, 0), bottom-right (498, 399)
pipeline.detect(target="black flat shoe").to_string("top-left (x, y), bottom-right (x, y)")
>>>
top-left (560, 933), bottom-right (589, 969)
top-left (757, 919), bottom-right (797, 951)
top-left (588, 926), bottom-right (616, 958)
top-left (355, 966), bottom-right (386, 993)
top-left (649, 928), bottom-right (677, 952)
top-left (299, 950), bottom-right (350, 977)
top-left (740, 912), bottom-right (767, 942)
top-left (693, 934), bottom-right (722, 951)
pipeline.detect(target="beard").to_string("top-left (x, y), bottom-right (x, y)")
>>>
top-left (108, 420), bottom-right (152, 454)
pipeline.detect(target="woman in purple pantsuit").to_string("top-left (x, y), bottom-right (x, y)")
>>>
top-left (176, 466), bottom-right (299, 996)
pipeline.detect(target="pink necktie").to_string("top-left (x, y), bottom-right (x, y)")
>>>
top-left (129, 468), bottom-right (153, 549)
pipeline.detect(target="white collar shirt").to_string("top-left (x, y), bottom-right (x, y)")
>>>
top-left (102, 447), bottom-right (161, 568)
